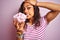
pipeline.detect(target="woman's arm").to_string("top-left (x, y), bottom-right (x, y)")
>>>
top-left (36, 2), bottom-right (60, 23)
top-left (37, 2), bottom-right (60, 11)
top-left (25, 0), bottom-right (60, 11)
top-left (25, 0), bottom-right (60, 23)
top-left (45, 11), bottom-right (59, 23)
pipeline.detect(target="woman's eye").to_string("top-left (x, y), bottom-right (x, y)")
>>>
top-left (27, 7), bottom-right (31, 10)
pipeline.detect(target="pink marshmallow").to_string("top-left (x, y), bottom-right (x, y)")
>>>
top-left (13, 12), bottom-right (27, 23)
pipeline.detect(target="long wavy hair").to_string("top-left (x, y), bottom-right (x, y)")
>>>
top-left (18, 2), bottom-right (41, 28)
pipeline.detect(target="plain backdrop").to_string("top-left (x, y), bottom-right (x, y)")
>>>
top-left (0, 0), bottom-right (60, 40)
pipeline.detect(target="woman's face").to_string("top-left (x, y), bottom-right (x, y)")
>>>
top-left (23, 2), bottom-right (34, 19)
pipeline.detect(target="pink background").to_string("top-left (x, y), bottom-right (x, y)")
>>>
top-left (0, 0), bottom-right (60, 40)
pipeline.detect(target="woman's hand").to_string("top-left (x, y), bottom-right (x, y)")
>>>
top-left (25, 0), bottom-right (37, 6)
top-left (13, 19), bottom-right (25, 31)
top-left (13, 19), bottom-right (25, 40)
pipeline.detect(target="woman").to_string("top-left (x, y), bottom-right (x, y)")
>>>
top-left (13, 0), bottom-right (60, 40)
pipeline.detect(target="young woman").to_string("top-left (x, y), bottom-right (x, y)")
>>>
top-left (13, 0), bottom-right (60, 40)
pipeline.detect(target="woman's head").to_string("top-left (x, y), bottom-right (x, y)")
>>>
top-left (19, 1), bottom-right (40, 19)
top-left (19, 1), bottom-right (41, 27)
top-left (23, 2), bottom-right (34, 19)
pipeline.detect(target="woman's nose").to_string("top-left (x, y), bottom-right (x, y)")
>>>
top-left (24, 9), bottom-right (28, 13)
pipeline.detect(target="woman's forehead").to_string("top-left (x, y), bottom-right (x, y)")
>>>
top-left (23, 2), bottom-right (33, 7)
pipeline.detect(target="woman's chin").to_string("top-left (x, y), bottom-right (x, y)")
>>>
top-left (27, 18), bottom-right (30, 19)
top-left (27, 16), bottom-right (33, 19)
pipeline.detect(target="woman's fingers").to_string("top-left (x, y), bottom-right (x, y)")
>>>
top-left (18, 22), bottom-right (25, 31)
top-left (16, 22), bottom-right (25, 31)
top-left (13, 18), bottom-right (25, 31)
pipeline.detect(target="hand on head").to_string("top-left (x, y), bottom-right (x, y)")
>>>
top-left (24, 0), bottom-right (37, 6)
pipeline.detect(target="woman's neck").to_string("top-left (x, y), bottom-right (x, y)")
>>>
top-left (28, 17), bottom-right (34, 25)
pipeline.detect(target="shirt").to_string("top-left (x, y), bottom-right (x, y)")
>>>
top-left (23, 16), bottom-right (47, 40)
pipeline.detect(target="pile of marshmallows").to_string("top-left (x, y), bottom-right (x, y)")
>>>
top-left (13, 12), bottom-right (27, 23)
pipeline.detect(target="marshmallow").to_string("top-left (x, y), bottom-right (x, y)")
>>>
top-left (13, 12), bottom-right (27, 23)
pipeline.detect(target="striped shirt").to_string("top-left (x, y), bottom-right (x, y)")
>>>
top-left (23, 16), bottom-right (47, 40)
